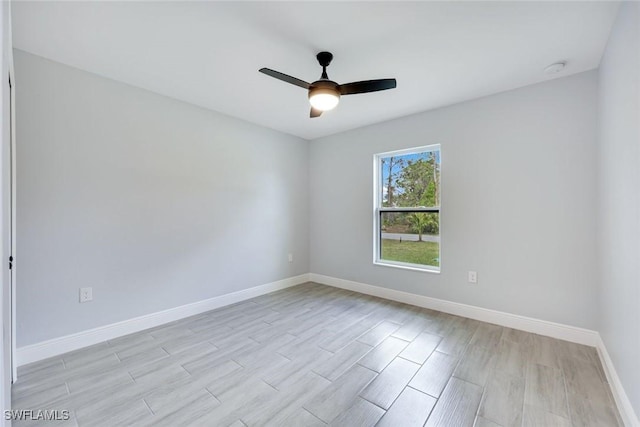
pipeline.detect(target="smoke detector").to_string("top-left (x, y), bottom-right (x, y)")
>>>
top-left (544, 62), bottom-right (566, 74)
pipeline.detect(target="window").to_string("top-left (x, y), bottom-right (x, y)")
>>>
top-left (374, 145), bottom-right (441, 272)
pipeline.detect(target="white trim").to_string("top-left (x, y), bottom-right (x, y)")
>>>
top-left (376, 143), bottom-right (442, 158)
top-left (374, 260), bottom-right (440, 274)
top-left (309, 273), bottom-right (599, 346)
top-left (16, 274), bottom-right (309, 368)
top-left (595, 335), bottom-right (640, 427)
top-left (9, 60), bottom-right (16, 384)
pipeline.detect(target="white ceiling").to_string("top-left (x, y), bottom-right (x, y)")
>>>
top-left (12, 1), bottom-right (619, 140)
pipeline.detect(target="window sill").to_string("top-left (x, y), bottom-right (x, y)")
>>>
top-left (373, 260), bottom-right (441, 274)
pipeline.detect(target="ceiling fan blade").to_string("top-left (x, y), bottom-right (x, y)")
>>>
top-left (310, 107), bottom-right (323, 118)
top-left (339, 79), bottom-right (397, 95)
top-left (259, 68), bottom-right (310, 89)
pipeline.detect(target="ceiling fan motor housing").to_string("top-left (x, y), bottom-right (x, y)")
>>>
top-left (308, 80), bottom-right (340, 111)
top-left (309, 80), bottom-right (340, 98)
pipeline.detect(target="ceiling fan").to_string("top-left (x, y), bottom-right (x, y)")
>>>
top-left (259, 52), bottom-right (397, 118)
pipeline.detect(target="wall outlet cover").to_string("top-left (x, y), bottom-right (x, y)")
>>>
top-left (79, 287), bottom-right (93, 303)
top-left (468, 271), bottom-right (478, 284)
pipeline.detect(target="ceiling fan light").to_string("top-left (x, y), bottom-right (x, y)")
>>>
top-left (309, 88), bottom-right (340, 111)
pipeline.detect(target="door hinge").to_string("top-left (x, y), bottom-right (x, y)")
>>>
top-left (9, 256), bottom-right (13, 270)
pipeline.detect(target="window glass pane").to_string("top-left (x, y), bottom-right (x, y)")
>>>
top-left (380, 150), bottom-right (440, 208)
top-left (380, 211), bottom-right (440, 268)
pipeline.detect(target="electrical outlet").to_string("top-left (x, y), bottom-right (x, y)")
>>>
top-left (79, 287), bottom-right (93, 303)
top-left (288, 253), bottom-right (293, 263)
top-left (468, 271), bottom-right (477, 284)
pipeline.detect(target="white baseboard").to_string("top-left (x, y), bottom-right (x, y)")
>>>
top-left (596, 335), bottom-right (640, 427)
top-left (16, 274), bottom-right (309, 367)
top-left (309, 273), bottom-right (599, 346)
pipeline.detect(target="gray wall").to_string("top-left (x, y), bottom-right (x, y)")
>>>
top-left (597, 1), bottom-right (640, 417)
top-left (310, 71), bottom-right (599, 329)
top-left (15, 50), bottom-right (310, 346)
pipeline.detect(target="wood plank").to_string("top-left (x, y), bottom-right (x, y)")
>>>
top-left (359, 357), bottom-right (420, 409)
top-left (391, 313), bottom-right (432, 342)
top-left (561, 354), bottom-right (612, 404)
top-left (425, 377), bottom-right (483, 427)
top-left (329, 397), bottom-right (385, 426)
top-left (566, 390), bottom-right (622, 427)
top-left (377, 386), bottom-right (436, 427)
top-left (357, 336), bottom-right (409, 372)
top-left (526, 335), bottom-right (560, 369)
top-left (143, 360), bottom-right (241, 413)
top-left (478, 371), bottom-right (524, 426)
top-left (141, 391), bottom-right (219, 427)
top-left (318, 316), bottom-right (377, 352)
top-left (398, 331), bottom-right (441, 364)
top-left (522, 404), bottom-right (571, 427)
top-left (436, 325), bottom-right (476, 357)
top-left (524, 363), bottom-right (569, 419)
top-left (493, 339), bottom-right (527, 379)
top-left (312, 340), bottom-right (373, 381)
top-left (242, 371), bottom-right (330, 426)
top-left (473, 416), bottom-right (502, 427)
top-left (409, 351), bottom-right (458, 398)
top-left (453, 344), bottom-right (497, 387)
top-left (469, 323), bottom-right (503, 349)
top-left (304, 364), bottom-right (377, 423)
top-left (279, 408), bottom-right (325, 427)
top-left (356, 320), bottom-right (401, 347)
top-left (89, 399), bottom-right (153, 427)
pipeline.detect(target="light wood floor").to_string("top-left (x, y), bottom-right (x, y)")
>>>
top-left (13, 283), bottom-right (622, 427)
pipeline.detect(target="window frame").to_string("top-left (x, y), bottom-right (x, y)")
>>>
top-left (373, 144), bottom-right (441, 273)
